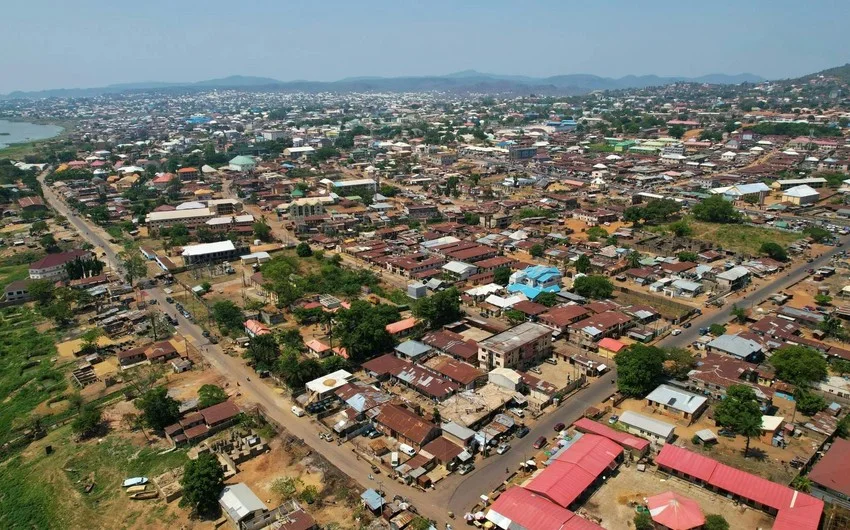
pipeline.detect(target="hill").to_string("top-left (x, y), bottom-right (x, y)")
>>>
top-left (1, 70), bottom-right (765, 99)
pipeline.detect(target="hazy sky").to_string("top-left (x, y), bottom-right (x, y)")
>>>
top-left (2, 0), bottom-right (849, 93)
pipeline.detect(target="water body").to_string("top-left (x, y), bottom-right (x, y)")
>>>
top-left (0, 119), bottom-right (63, 149)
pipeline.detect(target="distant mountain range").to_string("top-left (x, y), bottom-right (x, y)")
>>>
top-left (1, 70), bottom-right (768, 99)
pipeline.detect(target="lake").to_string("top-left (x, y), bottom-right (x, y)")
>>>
top-left (0, 119), bottom-right (63, 149)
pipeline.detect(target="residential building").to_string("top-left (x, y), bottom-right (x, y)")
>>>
top-left (478, 322), bottom-right (552, 370)
top-left (182, 240), bottom-right (250, 265)
top-left (809, 437), bottom-right (850, 509)
top-left (28, 249), bottom-right (92, 280)
top-left (645, 384), bottom-right (708, 424)
top-left (617, 410), bottom-right (675, 446)
top-left (372, 404), bottom-right (440, 449)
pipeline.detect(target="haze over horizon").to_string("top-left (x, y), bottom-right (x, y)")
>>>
top-left (2, 0), bottom-right (849, 94)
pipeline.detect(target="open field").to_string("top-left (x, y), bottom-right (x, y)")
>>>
top-left (650, 216), bottom-right (802, 256)
top-left (0, 424), bottom-right (190, 530)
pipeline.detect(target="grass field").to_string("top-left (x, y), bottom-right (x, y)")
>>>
top-left (0, 425), bottom-right (188, 529)
top-left (653, 217), bottom-right (802, 256)
top-left (0, 307), bottom-right (66, 447)
top-left (0, 262), bottom-right (29, 290)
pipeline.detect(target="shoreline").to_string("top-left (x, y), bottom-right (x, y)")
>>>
top-left (0, 118), bottom-right (75, 158)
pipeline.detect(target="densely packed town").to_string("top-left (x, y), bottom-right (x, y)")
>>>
top-left (3, 64), bottom-right (850, 530)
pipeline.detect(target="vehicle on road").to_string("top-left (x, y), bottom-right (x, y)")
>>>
top-left (496, 443), bottom-right (510, 455)
top-left (291, 406), bottom-right (305, 417)
top-left (165, 297), bottom-right (174, 304)
top-left (554, 422), bottom-right (565, 432)
top-left (458, 463), bottom-right (474, 475)
top-left (371, 464), bottom-right (381, 475)
top-left (682, 322), bottom-right (692, 328)
top-left (515, 426), bottom-right (530, 438)
top-left (671, 328), bottom-right (682, 336)
top-left (533, 436), bottom-right (547, 449)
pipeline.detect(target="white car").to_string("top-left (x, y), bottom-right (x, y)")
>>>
top-left (671, 328), bottom-right (682, 336)
top-left (496, 444), bottom-right (511, 455)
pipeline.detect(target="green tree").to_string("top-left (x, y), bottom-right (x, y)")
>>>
top-left (119, 250), bottom-right (148, 286)
top-left (335, 300), bottom-right (399, 362)
top-left (247, 334), bottom-right (281, 371)
top-left (709, 323), bottom-right (726, 336)
top-left (790, 476), bottom-right (812, 493)
top-left (211, 300), bottom-right (244, 334)
top-left (572, 275), bottom-right (614, 299)
top-left (669, 219), bottom-right (693, 237)
top-left (714, 385), bottom-right (763, 457)
top-left (677, 251), bottom-right (698, 263)
top-left (759, 242), bottom-right (788, 262)
top-left (529, 244), bottom-right (544, 258)
top-left (299, 484), bottom-right (319, 504)
top-left (253, 220), bottom-right (272, 242)
top-left (575, 254), bottom-right (591, 273)
top-left (28, 279), bottom-right (55, 305)
top-left (836, 414), bottom-right (850, 439)
top-left (814, 294), bottom-right (832, 306)
top-left (493, 267), bottom-right (511, 286)
top-left (665, 347), bottom-right (695, 380)
top-left (634, 511), bottom-right (654, 530)
top-left (668, 125), bottom-right (686, 139)
top-left (181, 452), bottom-right (225, 517)
top-left (692, 195), bottom-right (742, 224)
top-left (72, 404), bottom-right (103, 439)
top-left (704, 514), bottom-right (730, 530)
top-left (413, 288), bottom-right (462, 329)
top-left (296, 242), bottom-right (313, 257)
top-left (626, 251), bottom-right (642, 269)
top-left (535, 291), bottom-right (558, 307)
top-left (136, 386), bottom-right (180, 432)
top-left (614, 344), bottom-right (666, 397)
top-left (731, 304), bottom-right (748, 324)
top-left (505, 309), bottom-right (526, 325)
top-left (585, 226), bottom-right (608, 241)
top-left (197, 384), bottom-right (228, 409)
top-left (819, 314), bottom-right (847, 340)
top-left (794, 390), bottom-right (826, 416)
top-left (770, 346), bottom-right (827, 386)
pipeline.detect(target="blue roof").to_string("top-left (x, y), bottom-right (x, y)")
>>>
top-left (506, 283), bottom-right (560, 299)
top-left (523, 265), bottom-right (561, 282)
top-left (360, 489), bottom-right (384, 511)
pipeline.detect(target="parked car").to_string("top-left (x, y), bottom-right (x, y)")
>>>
top-left (515, 426), bottom-right (530, 438)
top-left (165, 297), bottom-right (174, 304)
top-left (682, 322), bottom-right (692, 328)
top-left (545, 358), bottom-right (557, 365)
top-left (496, 443), bottom-right (511, 455)
top-left (529, 367), bottom-right (542, 375)
top-left (671, 329), bottom-right (682, 336)
top-left (718, 429), bottom-right (736, 438)
top-left (458, 463), bottom-right (474, 475)
top-left (554, 422), bottom-right (565, 432)
top-left (533, 436), bottom-right (547, 450)
top-left (608, 415), bottom-right (619, 424)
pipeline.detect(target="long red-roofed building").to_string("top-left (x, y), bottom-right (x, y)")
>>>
top-left (485, 487), bottom-right (603, 530)
top-left (656, 444), bottom-right (823, 530)
top-left (573, 417), bottom-right (650, 457)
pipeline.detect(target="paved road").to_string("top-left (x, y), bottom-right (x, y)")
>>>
top-left (659, 235), bottom-right (850, 349)
top-left (45, 175), bottom-right (620, 524)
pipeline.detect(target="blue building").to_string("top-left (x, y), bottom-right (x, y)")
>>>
top-left (507, 265), bottom-right (562, 299)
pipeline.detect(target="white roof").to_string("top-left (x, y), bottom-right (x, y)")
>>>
top-left (181, 240), bottom-right (236, 257)
top-left (176, 201), bottom-right (208, 210)
top-left (619, 410), bottom-right (675, 438)
top-left (465, 283), bottom-right (503, 297)
top-left (442, 261), bottom-right (477, 274)
top-left (145, 208), bottom-right (213, 223)
top-left (207, 214), bottom-right (254, 226)
top-left (306, 369), bottom-right (353, 394)
top-left (219, 483), bottom-right (267, 523)
top-left (761, 415), bottom-right (784, 432)
top-left (484, 294), bottom-right (526, 309)
top-left (646, 384), bottom-right (707, 414)
top-left (716, 266), bottom-right (750, 281)
top-left (285, 146), bottom-right (315, 153)
top-left (783, 185), bottom-right (820, 198)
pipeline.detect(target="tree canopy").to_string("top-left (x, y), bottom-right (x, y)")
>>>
top-left (247, 334), bottom-right (281, 372)
top-left (770, 346), bottom-right (827, 386)
top-left (614, 344), bottom-right (666, 397)
top-left (335, 300), bottom-right (400, 363)
top-left (572, 275), bottom-right (614, 299)
top-left (136, 386), bottom-right (180, 432)
top-left (692, 195), bottom-right (742, 224)
top-left (181, 452), bottom-right (225, 517)
top-left (413, 288), bottom-right (462, 329)
top-left (493, 267), bottom-right (511, 286)
top-left (714, 385), bottom-right (762, 456)
top-left (197, 384), bottom-right (228, 409)
top-left (759, 242), bottom-right (788, 262)
top-left (211, 300), bottom-right (245, 334)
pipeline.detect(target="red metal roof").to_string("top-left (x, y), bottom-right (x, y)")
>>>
top-left (807, 437), bottom-right (850, 497)
top-left (646, 491), bottom-right (705, 530)
top-left (486, 487), bottom-right (603, 530)
top-left (656, 444), bottom-right (823, 530)
top-left (573, 418), bottom-right (650, 453)
top-left (655, 444), bottom-right (717, 483)
top-left (525, 434), bottom-right (622, 508)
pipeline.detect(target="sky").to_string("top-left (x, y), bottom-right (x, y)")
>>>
top-left (2, 0), bottom-right (849, 94)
